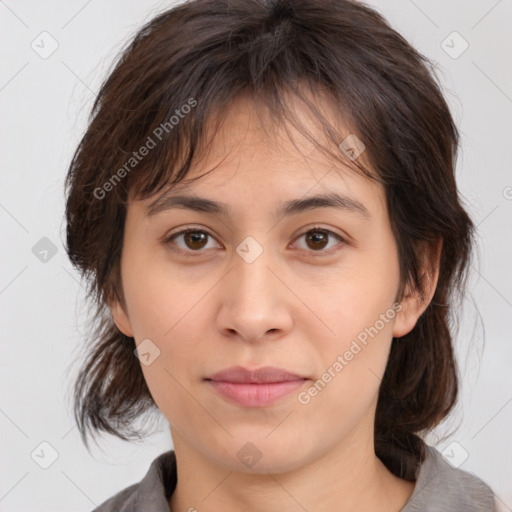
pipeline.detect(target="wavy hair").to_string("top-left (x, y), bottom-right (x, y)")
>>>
top-left (64, 0), bottom-right (474, 480)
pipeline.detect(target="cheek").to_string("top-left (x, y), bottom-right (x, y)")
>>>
top-left (319, 297), bottom-right (396, 392)
top-left (297, 311), bottom-right (396, 441)
top-left (134, 317), bottom-right (208, 429)
top-left (310, 257), bottom-right (400, 353)
top-left (121, 244), bottom-right (211, 339)
top-left (120, 254), bottom-right (216, 417)
top-left (299, 240), bottom-right (400, 415)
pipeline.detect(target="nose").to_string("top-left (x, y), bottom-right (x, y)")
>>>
top-left (215, 239), bottom-right (293, 344)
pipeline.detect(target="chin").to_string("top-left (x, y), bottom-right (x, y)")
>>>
top-left (207, 435), bottom-right (316, 475)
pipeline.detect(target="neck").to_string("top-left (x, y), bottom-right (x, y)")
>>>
top-left (168, 427), bottom-right (414, 512)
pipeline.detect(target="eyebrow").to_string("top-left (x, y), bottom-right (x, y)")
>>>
top-left (146, 191), bottom-right (370, 219)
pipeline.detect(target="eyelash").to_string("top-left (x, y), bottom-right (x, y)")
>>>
top-left (162, 225), bottom-right (346, 257)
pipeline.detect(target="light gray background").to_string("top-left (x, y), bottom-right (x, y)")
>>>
top-left (1, 1), bottom-right (511, 511)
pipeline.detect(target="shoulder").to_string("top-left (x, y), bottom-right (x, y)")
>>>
top-left (90, 482), bottom-right (140, 512)
top-left (90, 450), bottom-right (177, 512)
top-left (402, 445), bottom-right (496, 511)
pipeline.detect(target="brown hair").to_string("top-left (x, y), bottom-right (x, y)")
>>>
top-left (64, 0), bottom-right (474, 480)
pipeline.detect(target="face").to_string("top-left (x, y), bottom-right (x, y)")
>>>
top-left (111, 95), bottom-right (426, 474)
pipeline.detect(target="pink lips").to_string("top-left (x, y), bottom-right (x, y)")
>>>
top-left (206, 366), bottom-right (308, 407)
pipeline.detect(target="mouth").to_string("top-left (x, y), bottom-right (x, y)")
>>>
top-left (205, 365), bottom-right (309, 407)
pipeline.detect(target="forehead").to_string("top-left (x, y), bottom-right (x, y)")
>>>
top-left (186, 92), bottom-right (370, 174)
top-left (132, 93), bottom-right (384, 217)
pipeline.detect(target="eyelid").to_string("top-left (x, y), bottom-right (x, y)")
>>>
top-left (163, 224), bottom-right (347, 256)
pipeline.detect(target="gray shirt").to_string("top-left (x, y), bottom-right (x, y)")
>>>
top-left (91, 445), bottom-right (496, 511)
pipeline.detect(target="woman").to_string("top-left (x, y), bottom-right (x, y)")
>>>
top-left (64, 0), bottom-right (497, 510)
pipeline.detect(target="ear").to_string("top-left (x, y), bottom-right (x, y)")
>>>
top-left (109, 299), bottom-right (134, 338)
top-left (392, 237), bottom-right (442, 339)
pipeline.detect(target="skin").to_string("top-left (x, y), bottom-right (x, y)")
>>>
top-left (111, 94), bottom-right (440, 512)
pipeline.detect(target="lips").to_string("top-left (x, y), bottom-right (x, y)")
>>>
top-left (205, 366), bottom-right (308, 407)
top-left (206, 365), bottom-right (306, 384)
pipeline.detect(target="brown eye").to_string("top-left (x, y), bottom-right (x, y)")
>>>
top-left (164, 226), bottom-right (345, 257)
top-left (294, 228), bottom-right (345, 255)
top-left (165, 229), bottom-right (220, 254)
top-left (183, 230), bottom-right (209, 250)
top-left (306, 230), bottom-right (329, 250)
